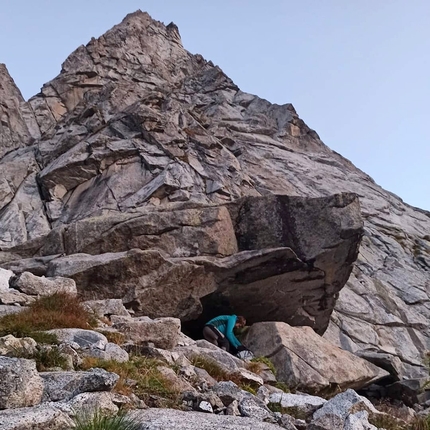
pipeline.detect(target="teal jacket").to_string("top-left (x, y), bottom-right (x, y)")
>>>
top-left (206, 314), bottom-right (242, 349)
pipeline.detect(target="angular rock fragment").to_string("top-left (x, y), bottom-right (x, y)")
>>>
top-left (0, 357), bottom-right (44, 409)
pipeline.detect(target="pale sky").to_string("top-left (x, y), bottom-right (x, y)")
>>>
top-left (1, 0), bottom-right (429, 211)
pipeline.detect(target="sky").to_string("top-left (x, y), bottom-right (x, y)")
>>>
top-left (1, 1), bottom-right (429, 211)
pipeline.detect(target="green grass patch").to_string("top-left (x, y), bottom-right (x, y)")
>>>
top-left (11, 345), bottom-right (69, 372)
top-left (29, 331), bottom-right (59, 345)
top-left (239, 383), bottom-right (257, 395)
top-left (80, 355), bottom-right (180, 406)
top-left (369, 413), bottom-right (406, 430)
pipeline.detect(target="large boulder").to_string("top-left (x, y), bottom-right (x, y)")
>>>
top-left (0, 357), bottom-right (44, 409)
top-left (43, 191), bottom-right (363, 334)
top-left (46, 249), bottom-right (214, 321)
top-left (243, 322), bottom-right (389, 393)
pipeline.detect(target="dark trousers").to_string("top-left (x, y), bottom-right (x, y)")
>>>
top-left (203, 325), bottom-right (230, 351)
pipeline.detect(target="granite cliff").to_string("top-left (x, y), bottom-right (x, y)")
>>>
top-left (0, 10), bottom-right (429, 381)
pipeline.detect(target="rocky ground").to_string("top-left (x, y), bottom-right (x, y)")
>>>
top-left (0, 269), bottom-right (429, 429)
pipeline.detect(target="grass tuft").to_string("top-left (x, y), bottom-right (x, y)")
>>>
top-left (274, 381), bottom-right (290, 393)
top-left (249, 356), bottom-right (277, 376)
top-left (73, 410), bottom-right (140, 430)
top-left (11, 344), bottom-right (69, 371)
top-left (32, 346), bottom-right (69, 371)
top-left (0, 293), bottom-right (96, 339)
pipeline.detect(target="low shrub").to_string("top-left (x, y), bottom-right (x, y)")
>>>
top-left (11, 344), bottom-right (69, 371)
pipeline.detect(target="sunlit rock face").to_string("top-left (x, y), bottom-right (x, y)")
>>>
top-left (0, 10), bottom-right (429, 378)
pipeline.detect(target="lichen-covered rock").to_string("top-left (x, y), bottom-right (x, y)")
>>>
top-left (238, 396), bottom-right (275, 423)
top-left (268, 392), bottom-right (327, 415)
top-left (40, 368), bottom-right (119, 402)
top-left (66, 392), bottom-right (120, 417)
top-left (175, 340), bottom-right (243, 373)
top-left (0, 305), bottom-right (25, 317)
top-left (0, 357), bottom-right (44, 409)
top-left (46, 328), bottom-right (108, 349)
top-left (0, 287), bottom-right (34, 306)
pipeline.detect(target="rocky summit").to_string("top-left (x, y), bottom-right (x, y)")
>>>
top-left (0, 10), bottom-right (429, 428)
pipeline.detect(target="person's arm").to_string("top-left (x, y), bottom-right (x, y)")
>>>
top-left (225, 315), bottom-right (242, 349)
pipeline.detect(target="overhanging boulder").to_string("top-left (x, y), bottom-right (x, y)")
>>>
top-left (40, 193), bottom-right (362, 333)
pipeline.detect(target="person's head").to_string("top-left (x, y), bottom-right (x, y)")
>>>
top-left (235, 315), bottom-right (246, 328)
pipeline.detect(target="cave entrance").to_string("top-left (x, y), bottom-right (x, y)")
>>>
top-left (181, 292), bottom-right (236, 340)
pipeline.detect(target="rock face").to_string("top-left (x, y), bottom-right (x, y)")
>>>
top-left (0, 64), bottom-right (39, 159)
top-left (0, 10), bottom-right (429, 378)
